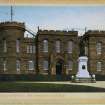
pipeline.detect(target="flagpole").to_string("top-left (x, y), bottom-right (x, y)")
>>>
top-left (11, 6), bottom-right (13, 22)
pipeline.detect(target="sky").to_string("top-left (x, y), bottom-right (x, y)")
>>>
top-left (0, 6), bottom-right (105, 35)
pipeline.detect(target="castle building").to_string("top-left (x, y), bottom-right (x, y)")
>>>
top-left (36, 30), bottom-right (79, 76)
top-left (0, 22), bottom-right (36, 75)
top-left (0, 21), bottom-right (104, 80)
top-left (82, 30), bottom-right (105, 76)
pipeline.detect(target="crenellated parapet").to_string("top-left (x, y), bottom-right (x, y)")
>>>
top-left (24, 37), bottom-right (35, 43)
top-left (84, 30), bottom-right (105, 37)
top-left (0, 21), bottom-right (25, 31)
top-left (0, 21), bottom-right (25, 39)
top-left (37, 29), bottom-right (78, 36)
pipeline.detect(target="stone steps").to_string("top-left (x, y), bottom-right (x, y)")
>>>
top-left (73, 78), bottom-right (96, 83)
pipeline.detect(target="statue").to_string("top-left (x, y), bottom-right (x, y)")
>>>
top-left (72, 39), bottom-right (96, 82)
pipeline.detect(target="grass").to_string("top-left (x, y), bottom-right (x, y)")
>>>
top-left (0, 82), bottom-right (105, 92)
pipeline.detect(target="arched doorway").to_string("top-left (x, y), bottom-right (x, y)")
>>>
top-left (56, 60), bottom-right (63, 75)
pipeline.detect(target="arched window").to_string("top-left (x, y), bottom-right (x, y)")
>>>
top-left (55, 40), bottom-right (60, 53)
top-left (43, 60), bottom-right (48, 70)
top-left (97, 61), bottom-right (102, 71)
top-left (96, 42), bottom-right (102, 55)
top-left (67, 60), bottom-right (73, 70)
top-left (43, 40), bottom-right (48, 52)
top-left (68, 41), bottom-right (73, 53)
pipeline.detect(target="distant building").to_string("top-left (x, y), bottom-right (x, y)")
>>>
top-left (0, 21), bottom-right (104, 80)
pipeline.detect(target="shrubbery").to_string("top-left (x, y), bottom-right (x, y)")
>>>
top-left (0, 74), bottom-right (71, 81)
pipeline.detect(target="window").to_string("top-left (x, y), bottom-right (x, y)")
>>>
top-left (85, 46), bottom-right (88, 55)
top-left (43, 40), bottom-right (48, 52)
top-left (30, 45), bottom-right (33, 53)
top-left (3, 39), bottom-right (7, 53)
top-left (33, 45), bottom-right (36, 53)
top-left (97, 61), bottom-right (102, 71)
top-left (56, 40), bottom-right (60, 53)
top-left (68, 41), bottom-right (73, 53)
top-left (27, 45), bottom-right (30, 53)
top-left (43, 60), bottom-right (48, 70)
top-left (27, 45), bottom-right (35, 53)
top-left (3, 60), bottom-right (7, 71)
top-left (96, 42), bottom-right (102, 55)
top-left (67, 60), bottom-right (73, 70)
top-left (16, 39), bottom-right (20, 53)
top-left (28, 60), bottom-right (34, 70)
top-left (16, 60), bottom-right (20, 71)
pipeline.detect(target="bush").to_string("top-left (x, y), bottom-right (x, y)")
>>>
top-left (96, 75), bottom-right (105, 81)
top-left (0, 74), bottom-right (71, 81)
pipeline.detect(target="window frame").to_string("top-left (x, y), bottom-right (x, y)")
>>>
top-left (43, 39), bottom-right (48, 53)
top-left (3, 60), bottom-right (7, 71)
top-left (68, 40), bottom-right (73, 53)
top-left (96, 42), bottom-right (102, 55)
top-left (43, 60), bottom-right (48, 70)
top-left (3, 39), bottom-right (7, 53)
top-left (67, 60), bottom-right (73, 71)
top-left (33, 45), bottom-right (36, 53)
top-left (27, 45), bottom-right (36, 53)
top-left (16, 39), bottom-right (20, 53)
top-left (97, 61), bottom-right (102, 71)
top-left (55, 40), bottom-right (60, 53)
top-left (85, 46), bottom-right (88, 55)
top-left (16, 60), bottom-right (20, 72)
top-left (28, 60), bottom-right (34, 70)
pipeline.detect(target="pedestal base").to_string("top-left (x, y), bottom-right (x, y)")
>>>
top-left (72, 56), bottom-right (96, 83)
top-left (73, 77), bottom-right (96, 83)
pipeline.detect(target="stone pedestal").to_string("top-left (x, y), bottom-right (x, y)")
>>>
top-left (73, 56), bottom-right (96, 83)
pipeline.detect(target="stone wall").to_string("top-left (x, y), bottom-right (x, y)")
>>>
top-left (83, 30), bottom-right (105, 75)
top-left (0, 21), bottom-right (105, 79)
top-left (0, 22), bottom-right (36, 74)
top-left (36, 30), bottom-right (79, 75)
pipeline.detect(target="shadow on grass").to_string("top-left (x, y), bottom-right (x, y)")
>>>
top-left (0, 82), bottom-right (105, 92)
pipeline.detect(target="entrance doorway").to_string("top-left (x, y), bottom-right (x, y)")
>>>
top-left (56, 61), bottom-right (63, 75)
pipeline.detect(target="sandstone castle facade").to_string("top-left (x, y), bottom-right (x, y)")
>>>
top-left (0, 21), bottom-right (104, 80)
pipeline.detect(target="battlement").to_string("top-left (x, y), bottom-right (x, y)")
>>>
top-left (0, 21), bottom-right (25, 29)
top-left (86, 30), bottom-right (105, 34)
top-left (24, 37), bottom-right (34, 43)
top-left (38, 29), bottom-right (78, 35)
top-left (83, 30), bottom-right (105, 38)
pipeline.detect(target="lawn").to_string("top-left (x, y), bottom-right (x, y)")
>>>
top-left (0, 82), bottom-right (105, 92)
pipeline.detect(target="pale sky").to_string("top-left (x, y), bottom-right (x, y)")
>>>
top-left (0, 6), bottom-right (105, 35)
